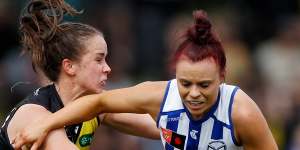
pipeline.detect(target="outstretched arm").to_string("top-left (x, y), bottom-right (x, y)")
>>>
top-left (12, 81), bottom-right (166, 150)
top-left (45, 81), bottom-right (165, 131)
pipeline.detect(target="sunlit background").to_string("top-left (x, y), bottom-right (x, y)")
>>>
top-left (1, 0), bottom-right (300, 149)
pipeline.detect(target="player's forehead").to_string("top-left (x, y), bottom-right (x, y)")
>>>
top-left (176, 57), bottom-right (219, 81)
top-left (80, 35), bottom-right (108, 58)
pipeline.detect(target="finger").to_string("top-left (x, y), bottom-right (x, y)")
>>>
top-left (30, 142), bottom-right (40, 150)
top-left (12, 135), bottom-right (26, 149)
top-left (10, 137), bottom-right (15, 144)
top-left (12, 141), bottom-right (22, 150)
top-left (14, 146), bottom-right (22, 150)
top-left (11, 134), bottom-right (20, 149)
top-left (10, 138), bottom-right (17, 149)
top-left (21, 145), bottom-right (31, 150)
top-left (12, 139), bottom-right (24, 150)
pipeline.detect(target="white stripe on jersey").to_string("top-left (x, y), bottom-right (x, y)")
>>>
top-left (198, 118), bottom-right (214, 149)
top-left (162, 80), bottom-right (183, 112)
top-left (214, 84), bottom-right (236, 125)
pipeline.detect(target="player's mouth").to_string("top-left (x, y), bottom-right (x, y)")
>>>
top-left (100, 80), bottom-right (106, 87)
top-left (98, 79), bottom-right (107, 88)
top-left (183, 100), bottom-right (206, 110)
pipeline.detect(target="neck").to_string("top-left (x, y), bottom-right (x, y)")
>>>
top-left (192, 114), bottom-right (204, 120)
top-left (54, 79), bottom-right (87, 106)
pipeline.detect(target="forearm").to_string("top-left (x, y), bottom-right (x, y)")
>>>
top-left (46, 94), bottom-right (103, 131)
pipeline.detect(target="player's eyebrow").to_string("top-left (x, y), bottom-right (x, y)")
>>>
top-left (95, 52), bottom-right (105, 57)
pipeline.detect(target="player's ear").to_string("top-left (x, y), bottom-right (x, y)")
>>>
top-left (62, 58), bottom-right (77, 76)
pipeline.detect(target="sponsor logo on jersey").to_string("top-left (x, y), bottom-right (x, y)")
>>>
top-left (167, 116), bottom-right (181, 122)
top-left (207, 141), bottom-right (226, 150)
top-left (79, 133), bottom-right (94, 147)
top-left (190, 129), bottom-right (198, 140)
top-left (33, 88), bottom-right (41, 96)
top-left (161, 127), bottom-right (186, 150)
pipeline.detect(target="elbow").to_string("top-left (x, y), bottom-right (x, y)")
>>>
top-left (151, 132), bottom-right (161, 140)
top-left (151, 128), bottom-right (161, 140)
top-left (143, 128), bottom-right (161, 140)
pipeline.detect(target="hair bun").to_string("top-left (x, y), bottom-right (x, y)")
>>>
top-left (27, 0), bottom-right (48, 13)
top-left (190, 10), bottom-right (212, 44)
top-left (20, 0), bottom-right (83, 42)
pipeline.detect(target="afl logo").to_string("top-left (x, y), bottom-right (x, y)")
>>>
top-left (207, 141), bottom-right (226, 150)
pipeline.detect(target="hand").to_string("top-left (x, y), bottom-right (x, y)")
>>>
top-left (11, 120), bottom-right (49, 150)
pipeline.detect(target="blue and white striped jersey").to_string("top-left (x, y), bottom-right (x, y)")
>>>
top-left (157, 79), bottom-right (243, 150)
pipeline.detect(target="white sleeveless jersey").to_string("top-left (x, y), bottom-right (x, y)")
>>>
top-left (157, 79), bottom-right (243, 150)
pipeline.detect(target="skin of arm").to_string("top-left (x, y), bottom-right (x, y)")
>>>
top-left (101, 113), bottom-right (160, 139)
top-left (12, 81), bottom-right (167, 149)
top-left (232, 90), bottom-right (278, 150)
top-left (42, 128), bottom-right (79, 150)
top-left (8, 104), bottom-right (78, 150)
top-left (45, 81), bottom-right (167, 130)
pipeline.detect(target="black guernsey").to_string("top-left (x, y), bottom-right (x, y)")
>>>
top-left (0, 84), bottom-right (99, 150)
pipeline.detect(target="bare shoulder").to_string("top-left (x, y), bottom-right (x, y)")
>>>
top-left (7, 104), bottom-right (51, 141)
top-left (232, 89), bottom-right (278, 149)
top-left (232, 89), bottom-right (262, 124)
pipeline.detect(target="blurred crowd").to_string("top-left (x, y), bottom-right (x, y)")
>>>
top-left (0, 0), bottom-right (300, 149)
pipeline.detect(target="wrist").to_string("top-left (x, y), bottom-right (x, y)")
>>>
top-left (43, 115), bottom-right (57, 133)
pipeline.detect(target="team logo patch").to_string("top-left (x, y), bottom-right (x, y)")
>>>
top-left (161, 128), bottom-right (186, 150)
top-left (79, 133), bottom-right (94, 147)
top-left (207, 141), bottom-right (226, 150)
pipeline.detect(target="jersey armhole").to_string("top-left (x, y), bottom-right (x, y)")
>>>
top-left (228, 87), bottom-right (242, 146)
top-left (156, 80), bottom-right (172, 128)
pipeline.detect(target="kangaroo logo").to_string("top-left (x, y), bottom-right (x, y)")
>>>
top-left (207, 141), bottom-right (226, 150)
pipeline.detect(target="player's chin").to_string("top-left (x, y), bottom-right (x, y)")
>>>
top-left (87, 86), bottom-right (104, 94)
